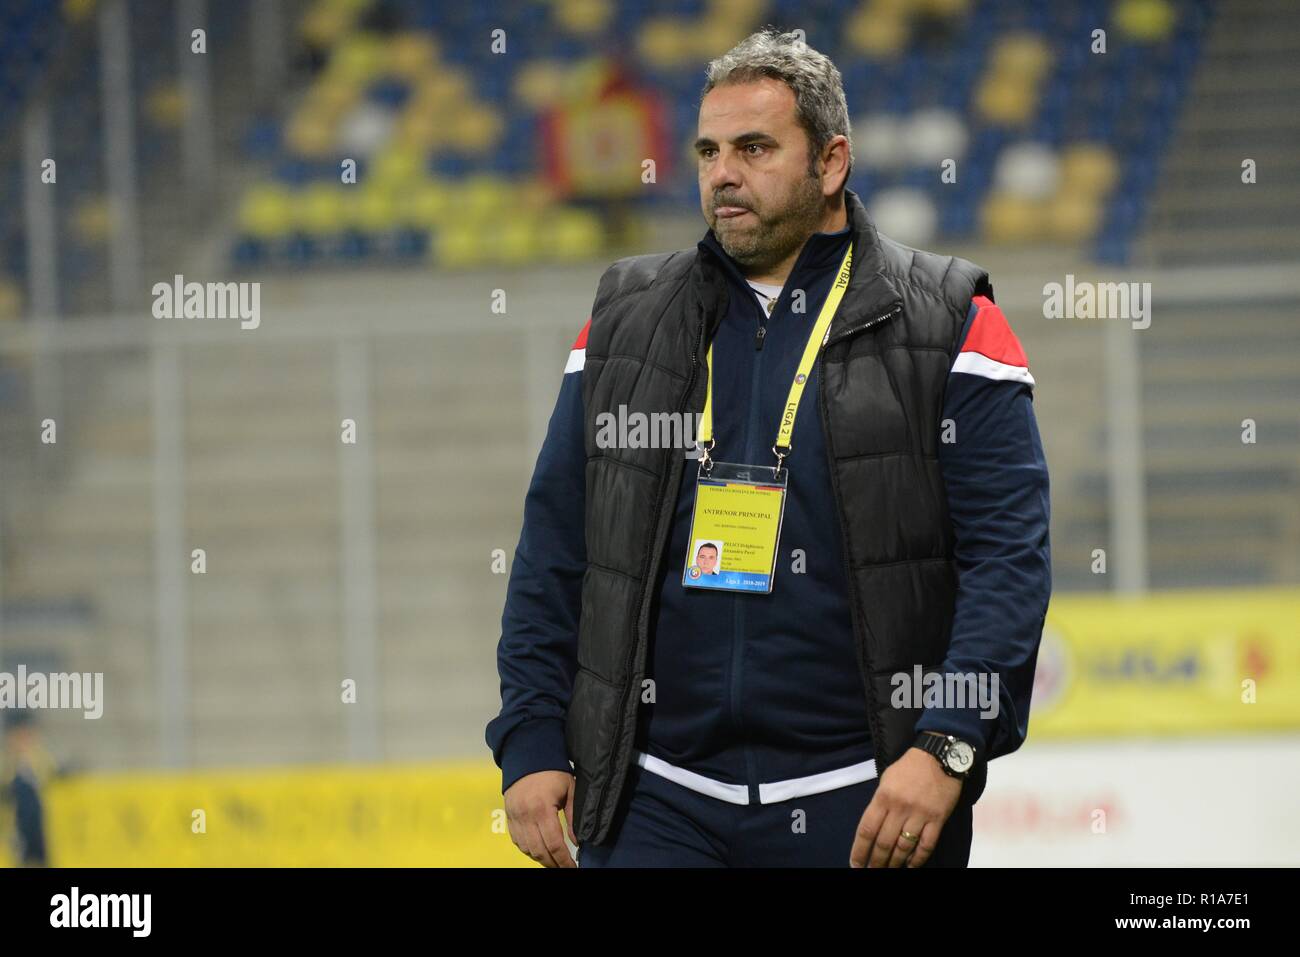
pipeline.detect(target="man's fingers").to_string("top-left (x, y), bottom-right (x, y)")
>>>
top-left (506, 811), bottom-right (542, 863)
top-left (868, 808), bottom-right (903, 868)
top-left (564, 779), bottom-right (577, 847)
top-left (888, 816), bottom-right (928, 868)
top-left (514, 816), bottom-right (545, 865)
top-left (528, 820), bottom-right (561, 867)
top-left (849, 800), bottom-right (885, 867)
top-left (536, 811), bottom-right (576, 868)
top-left (905, 821), bottom-right (941, 868)
top-left (506, 815), bottom-right (526, 856)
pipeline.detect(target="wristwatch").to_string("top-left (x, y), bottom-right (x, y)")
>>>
top-left (912, 732), bottom-right (976, 779)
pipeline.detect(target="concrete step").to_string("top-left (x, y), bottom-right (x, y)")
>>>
top-left (1141, 230), bottom-right (1300, 265)
top-left (1142, 353), bottom-right (1300, 382)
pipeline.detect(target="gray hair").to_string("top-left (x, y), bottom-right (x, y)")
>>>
top-left (700, 27), bottom-right (853, 185)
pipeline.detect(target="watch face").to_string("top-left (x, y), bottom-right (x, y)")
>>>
top-left (945, 740), bottom-right (975, 772)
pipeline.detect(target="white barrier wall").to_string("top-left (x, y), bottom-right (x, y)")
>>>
top-left (970, 736), bottom-right (1300, 866)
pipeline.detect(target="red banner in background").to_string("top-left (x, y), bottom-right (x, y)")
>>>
top-left (540, 61), bottom-right (670, 199)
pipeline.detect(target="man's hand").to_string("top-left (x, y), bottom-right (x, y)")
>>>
top-left (504, 770), bottom-right (578, 868)
top-left (849, 735), bottom-right (964, 868)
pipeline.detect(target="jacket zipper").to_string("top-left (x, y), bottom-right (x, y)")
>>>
top-left (754, 291), bottom-right (774, 350)
top-left (732, 297), bottom-right (770, 794)
top-left (593, 301), bottom-right (712, 834)
top-left (817, 302), bottom-right (903, 759)
top-left (824, 303), bottom-right (901, 348)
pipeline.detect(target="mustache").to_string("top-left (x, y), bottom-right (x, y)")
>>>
top-left (713, 196), bottom-right (754, 211)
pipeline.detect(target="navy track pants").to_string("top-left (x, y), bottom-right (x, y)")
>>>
top-left (577, 761), bottom-right (973, 868)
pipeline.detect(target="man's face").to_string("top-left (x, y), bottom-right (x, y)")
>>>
top-left (696, 545), bottom-right (718, 573)
top-left (696, 77), bottom-right (828, 272)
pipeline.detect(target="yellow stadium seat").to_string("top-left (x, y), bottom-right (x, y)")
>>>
top-left (1047, 194), bottom-right (1102, 243)
top-left (638, 20), bottom-right (694, 69)
top-left (563, 57), bottom-right (615, 101)
top-left (980, 192), bottom-right (1046, 243)
top-left (916, 0), bottom-right (970, 16)
top-left (402, 181), bottom-right (452, 228)
top-left (695, 17), bottom-right (754, 59)
top-left (239, 186), bottom-right (295, 239)
top-left (0, 279), bottom-right (24, 320)
top-left (319, 76), bottom-right (366, 117)
top-left (1060, 143), bottom-right (1120, 197)
top-left (553, 0), bottom-right (613, 35)
top-left (296, 183), bottom-right (349, 234)
top-left (1114, 0), bottom-right (1177, 43)
top-left (450, 106), bottom-right (505, 154)
top-left (395, 107), bottom-right (446, 151)
top-left (434, 223), bottom-right (490, 268)
top-left (991, 33), bottom-right (1052, 80)
top-left (306, 78), bottom-right (361, 124)
top-left (868, 0), bottom-right (915, 15)
top-left (300, 6), bottom-right (350, 47)
top-left (547, 209), bottom-right (605, 261)
top-left (513, 177), bottom-right (561, 215)
top-left (354, 185), bottom-right (400, 233)
top-left (412, 70), bottom-right (472, 109)
top-left (372, 146), bottom-right (426, 191)
top-left (491, 215), bottom-right (543, 265)
top-left (146, 85), bottom-right (186, 129)
top-left (460, 175), bottom-right (513, 221)
top-left (976, 76), bottom-right (1035, 125)
top-left (286, 112), bottom-right (337, 159)
top-left (73, 198), bottom-right (112, 244)
top-left (329, 33), bottom-right (389, 85)
top-left (513, 61), bottom-right (568, 110)
top-left (713, 0), bottom-right (767, 16)
top-left (847, 9), bottom-right (909, 58)
top-left (62, 0), bottom-right (97, 24)
top-left (388, 33), bottom-right (441, 80)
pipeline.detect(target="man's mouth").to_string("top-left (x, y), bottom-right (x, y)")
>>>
top-left (714, 206), bottom-right (752, 219)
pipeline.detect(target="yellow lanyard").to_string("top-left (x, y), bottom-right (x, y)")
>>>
top-left (698, 241), bottom-right (853, 468)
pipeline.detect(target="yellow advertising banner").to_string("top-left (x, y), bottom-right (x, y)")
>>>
top-left (37, 761), bottom-right (526, 868)
top-left (1029, 587), bottom-right (1300, 736)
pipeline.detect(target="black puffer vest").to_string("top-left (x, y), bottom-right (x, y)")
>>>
top-left (568, 188), bottom-right (993, 845)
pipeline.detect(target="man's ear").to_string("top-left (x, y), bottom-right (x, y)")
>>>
top-left (819, 134), bottom-right (852, 196)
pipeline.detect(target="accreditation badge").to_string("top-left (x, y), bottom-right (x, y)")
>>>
top-left (682, 461), bottom-right (788, 594)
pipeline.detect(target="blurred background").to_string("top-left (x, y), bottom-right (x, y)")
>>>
top-left (0, 0), bottom-right (1296, 866)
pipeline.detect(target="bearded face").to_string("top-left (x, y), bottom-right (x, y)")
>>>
top-left (695, 77), bottom-right (841, 276)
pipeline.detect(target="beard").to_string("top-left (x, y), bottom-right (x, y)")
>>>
top-left (708, 172), bottom-right (826, 272)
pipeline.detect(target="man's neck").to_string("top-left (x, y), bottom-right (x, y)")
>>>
top-left (741, 196), bottom-right (848, 285)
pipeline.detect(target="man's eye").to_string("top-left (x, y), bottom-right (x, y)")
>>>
top-left (700, 148), bottom-right (716, 159)
top-left (745, 144), bottom-right (766, 155)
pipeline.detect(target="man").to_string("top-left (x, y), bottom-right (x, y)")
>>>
top-left (486, 28), bottom-right (1051, 868)
top-left (1, 711), bottom-right (54, 867)
top-left (694, 543), bottom-right (721, 576)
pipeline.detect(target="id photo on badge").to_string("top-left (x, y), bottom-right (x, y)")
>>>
top-left (686, 540), bottom-right (724, 579)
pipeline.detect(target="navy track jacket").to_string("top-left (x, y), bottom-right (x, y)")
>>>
top-left (487, 222), bottom-right (1052, 795)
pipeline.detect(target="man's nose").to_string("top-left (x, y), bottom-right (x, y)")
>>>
top-left (706, 148), bottom-right (742, 193)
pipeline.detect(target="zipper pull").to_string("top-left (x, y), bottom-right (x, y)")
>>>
top-left (755, 324), bottom-right (766, 351)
